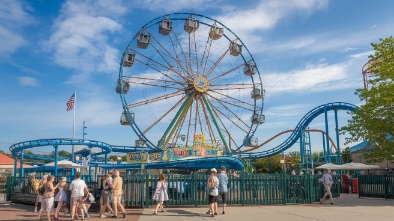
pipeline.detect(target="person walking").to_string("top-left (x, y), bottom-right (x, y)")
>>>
top-left (110, 170), bottom-right (126, 218)
top-left (217, 166), bottom-right (228, 214)
top-left (54, 177), bottom-right (68, 220)
top-left (153, 174), bottom-right (169, 215)
top-left (319, 169), bottom-right (334, 204)
top-left (37, 175), bottom-right (59, 221)
top-left (70, 172), bottom-right (87, 220)
top-left (99, 174), bottom-right (115, 218)
top-left (34, 175), bottom-right (47, 213)
top-left (207, 168), bottom-right (219, 217)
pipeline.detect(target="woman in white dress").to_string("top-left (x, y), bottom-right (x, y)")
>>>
top-left (54, 177), bottom-right (68, 220)
top-left (153, 174), bottom-right (169, 215)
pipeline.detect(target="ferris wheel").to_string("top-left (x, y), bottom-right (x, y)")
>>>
top-left (117, 13), bottom-right (265, 154)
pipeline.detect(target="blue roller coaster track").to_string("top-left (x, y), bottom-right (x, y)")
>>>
top-left (240, 102), bottom-right (356, 158)
top-left (9, 102), bottom-right (356, 172)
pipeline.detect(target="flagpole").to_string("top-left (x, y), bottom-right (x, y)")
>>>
top-left (72, 90), bottom-right (76, 163)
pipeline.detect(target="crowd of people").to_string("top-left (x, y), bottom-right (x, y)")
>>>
top-left (29, 166), bottom-right (336, 220)
top-left (31, 171), bottom-right (108, 221)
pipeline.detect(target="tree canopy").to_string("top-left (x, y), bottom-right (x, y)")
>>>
top-left (341, 36), bottom-right (394, 162)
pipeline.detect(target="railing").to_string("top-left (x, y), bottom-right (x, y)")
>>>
top-left (6, 174), bottom-right (340, 207)
top-left (358, 175), bottom-right (394, 199)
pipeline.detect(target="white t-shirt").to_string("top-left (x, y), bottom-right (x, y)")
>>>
top-left (70, 179), bottom-right (87, 198)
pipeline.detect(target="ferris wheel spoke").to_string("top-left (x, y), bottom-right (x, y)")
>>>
top-left (204, 48), bottom-right (230, 79)
top-left (208, 98), bottom-right (248, 134)
top-left (171, 28), bottom-right (194, 77)
top-left (193, 31), bottom-right (199, 77)
top-left (144, 28), bottom-right (193, 80)
top-left (209, 90), bottom-right (256, 109)
top-left (162, 94), bottom-right (194, 149)
top-left (126, 91), bottom-right (184, 108)
top-left (128, 81), bottom-right (182, 90)
top-left (130, 48), bottom-right (189, 82)
top-left (198, 95), bottom-right (217, 144)
top-left (206, 97), bottom-right (238, 151)
top-left (133, 58), bottom-right (187, 86)
top-left (209, 61), bottom-right (249, 83)
top-left (143, 95), bottom-right (187, 134)
top-left (170, 113), bottom-right (187, 146)
top-left (208, 93), bottom-right (253, 131)
top-left (201, 38), bottom-right (213, 77)
top-left (185, 99), bottom-right (194, 147)
top-left (201, 94), bottom-right (230, 152)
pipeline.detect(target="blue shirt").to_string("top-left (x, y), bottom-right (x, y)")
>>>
top-left (217, 172), bottom-right (228, 193)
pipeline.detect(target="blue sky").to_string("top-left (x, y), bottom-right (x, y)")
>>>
top-left (0, 0), bottom-right (393, 156)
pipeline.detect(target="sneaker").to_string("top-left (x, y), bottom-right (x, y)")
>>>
top-left (214, 212), bottom-right (218, 215)
top-left (84, 212), bottom-right (89, 218)
top-left (100, 214), bottom-right (107, 218)
top-left (222, 211), bottom-right (225, 214)
top-left (211, 214), bottom-right (214, 217)
top-left (123, 213), bottom-right (126, 218)
top-left (65, 212), bottom-right (71, 217)
top-left (34, 207), bottom-right (38, 213)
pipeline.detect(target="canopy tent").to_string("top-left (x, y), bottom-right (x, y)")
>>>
top-left (316, 163), bottom-right (343, 170)
top-left (24, 166), bottom-right (65, 172)
top-left (316, 162), bottom-right (379, 170)
top-left (339, 162), bottom-right (380, 170)
top-left (44, 160), bottom-right (85, 168)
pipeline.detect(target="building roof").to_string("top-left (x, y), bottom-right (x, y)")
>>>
top-left (0, 153), bottom-right (33, 168)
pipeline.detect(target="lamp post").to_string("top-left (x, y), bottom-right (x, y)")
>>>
top-left (82, 121), bottom-right (87, 140)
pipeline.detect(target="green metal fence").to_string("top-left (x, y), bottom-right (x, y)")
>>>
top-left (358, 175), bottom-right (394, 199)
top-left (121, 174), bottom-right (340, 207)
top-left (6, 174), bottom-right (340, 207)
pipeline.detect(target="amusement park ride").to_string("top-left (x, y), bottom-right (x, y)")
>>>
top-left (10, 13), bottom-right (360, 177)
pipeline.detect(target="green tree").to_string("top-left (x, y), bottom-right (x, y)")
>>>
top-left (254, 155), bottom-right (282, 174)
top-left (341, 147), bottom-right (352, 163)
top-left (341, 36), bottom-right (394, 163)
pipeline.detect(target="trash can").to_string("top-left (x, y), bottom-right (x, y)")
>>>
top-left (352, 178), bottom-right (358, 193)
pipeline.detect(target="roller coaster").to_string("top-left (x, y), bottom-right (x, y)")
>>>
top-left (9, 13), bottom-right (357, 177)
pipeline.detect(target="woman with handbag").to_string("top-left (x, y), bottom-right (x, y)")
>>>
top-left (37, 175), bottom-right (59, 221)
top-left (207, 168), bottom-right (219, 217)
top-left (99, 174), bottom-right (115, 218)
top-left (153, 174), bottom-right (169, 215)
top-left (34, 175), bottom-right (47, 213)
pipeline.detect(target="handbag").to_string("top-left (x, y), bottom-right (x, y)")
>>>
top-left (38, 186), bottom-right (45, 195)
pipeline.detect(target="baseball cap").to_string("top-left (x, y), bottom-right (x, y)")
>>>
top-left (211, 168), bottom-right (217, 173)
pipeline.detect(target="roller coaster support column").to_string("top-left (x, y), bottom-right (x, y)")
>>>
top-left (324, 105), bottom-right (331, 163)
top-left (299, 129), bottom-right (304, 171)
top-left (19, 151), bottom-right (24, 180)
top-left (322, 133), bottom-right (327, 163)
top-left (88, 148), bottom-right (91, 182)
top-left (334, 110), bottom-right (341, 165)
top-left (13, 156), bottom-right (17, 177)
top-left (54, 145), bottom-right (59, 177)
top-left (104, 153), bottom-right (108, 174)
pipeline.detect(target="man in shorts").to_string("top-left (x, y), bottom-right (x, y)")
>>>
top-left (70, 172), bottom-right (87, 220)
top-left (217, 166), bottom-right (228, 214)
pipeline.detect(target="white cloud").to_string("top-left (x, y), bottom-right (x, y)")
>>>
top-left (18, 76), bottom-right (39, 86)
top-left (263, 62), bottom-right (361, 95)
top-left (215, 0), bottom-right (327, 51)
top-left (134, 0), bottom-right (215, 12)
top-left (0, 0), bottom-right (33, 57)
top-left (43, 0), bottom-right (128, 83)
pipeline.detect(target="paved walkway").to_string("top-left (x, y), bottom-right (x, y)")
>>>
top-left (0, 194), bottom-right (393, 221)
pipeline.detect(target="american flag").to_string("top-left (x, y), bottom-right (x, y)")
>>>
top-left (66, 93), bottom-right (75, 111)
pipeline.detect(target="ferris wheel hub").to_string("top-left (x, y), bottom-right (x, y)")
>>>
top-left (193, 76), bottom-right (209, 92)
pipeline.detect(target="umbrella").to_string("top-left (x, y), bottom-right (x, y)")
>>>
top-left (44, 160), bottom-right (86, 168)
top-left (316, 163), bottom-right (343, 170)
top-left (339, 162), bottom-right (379, 170)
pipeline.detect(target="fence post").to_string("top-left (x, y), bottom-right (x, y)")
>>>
top-left (384, 174), bottom-right (388, 200)
top-left (282, 173), bottom-right (287, 205)
top-left (240, 173), bottom-right (244, 206)
top-left (6, 177), bottom-right (11, 201)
